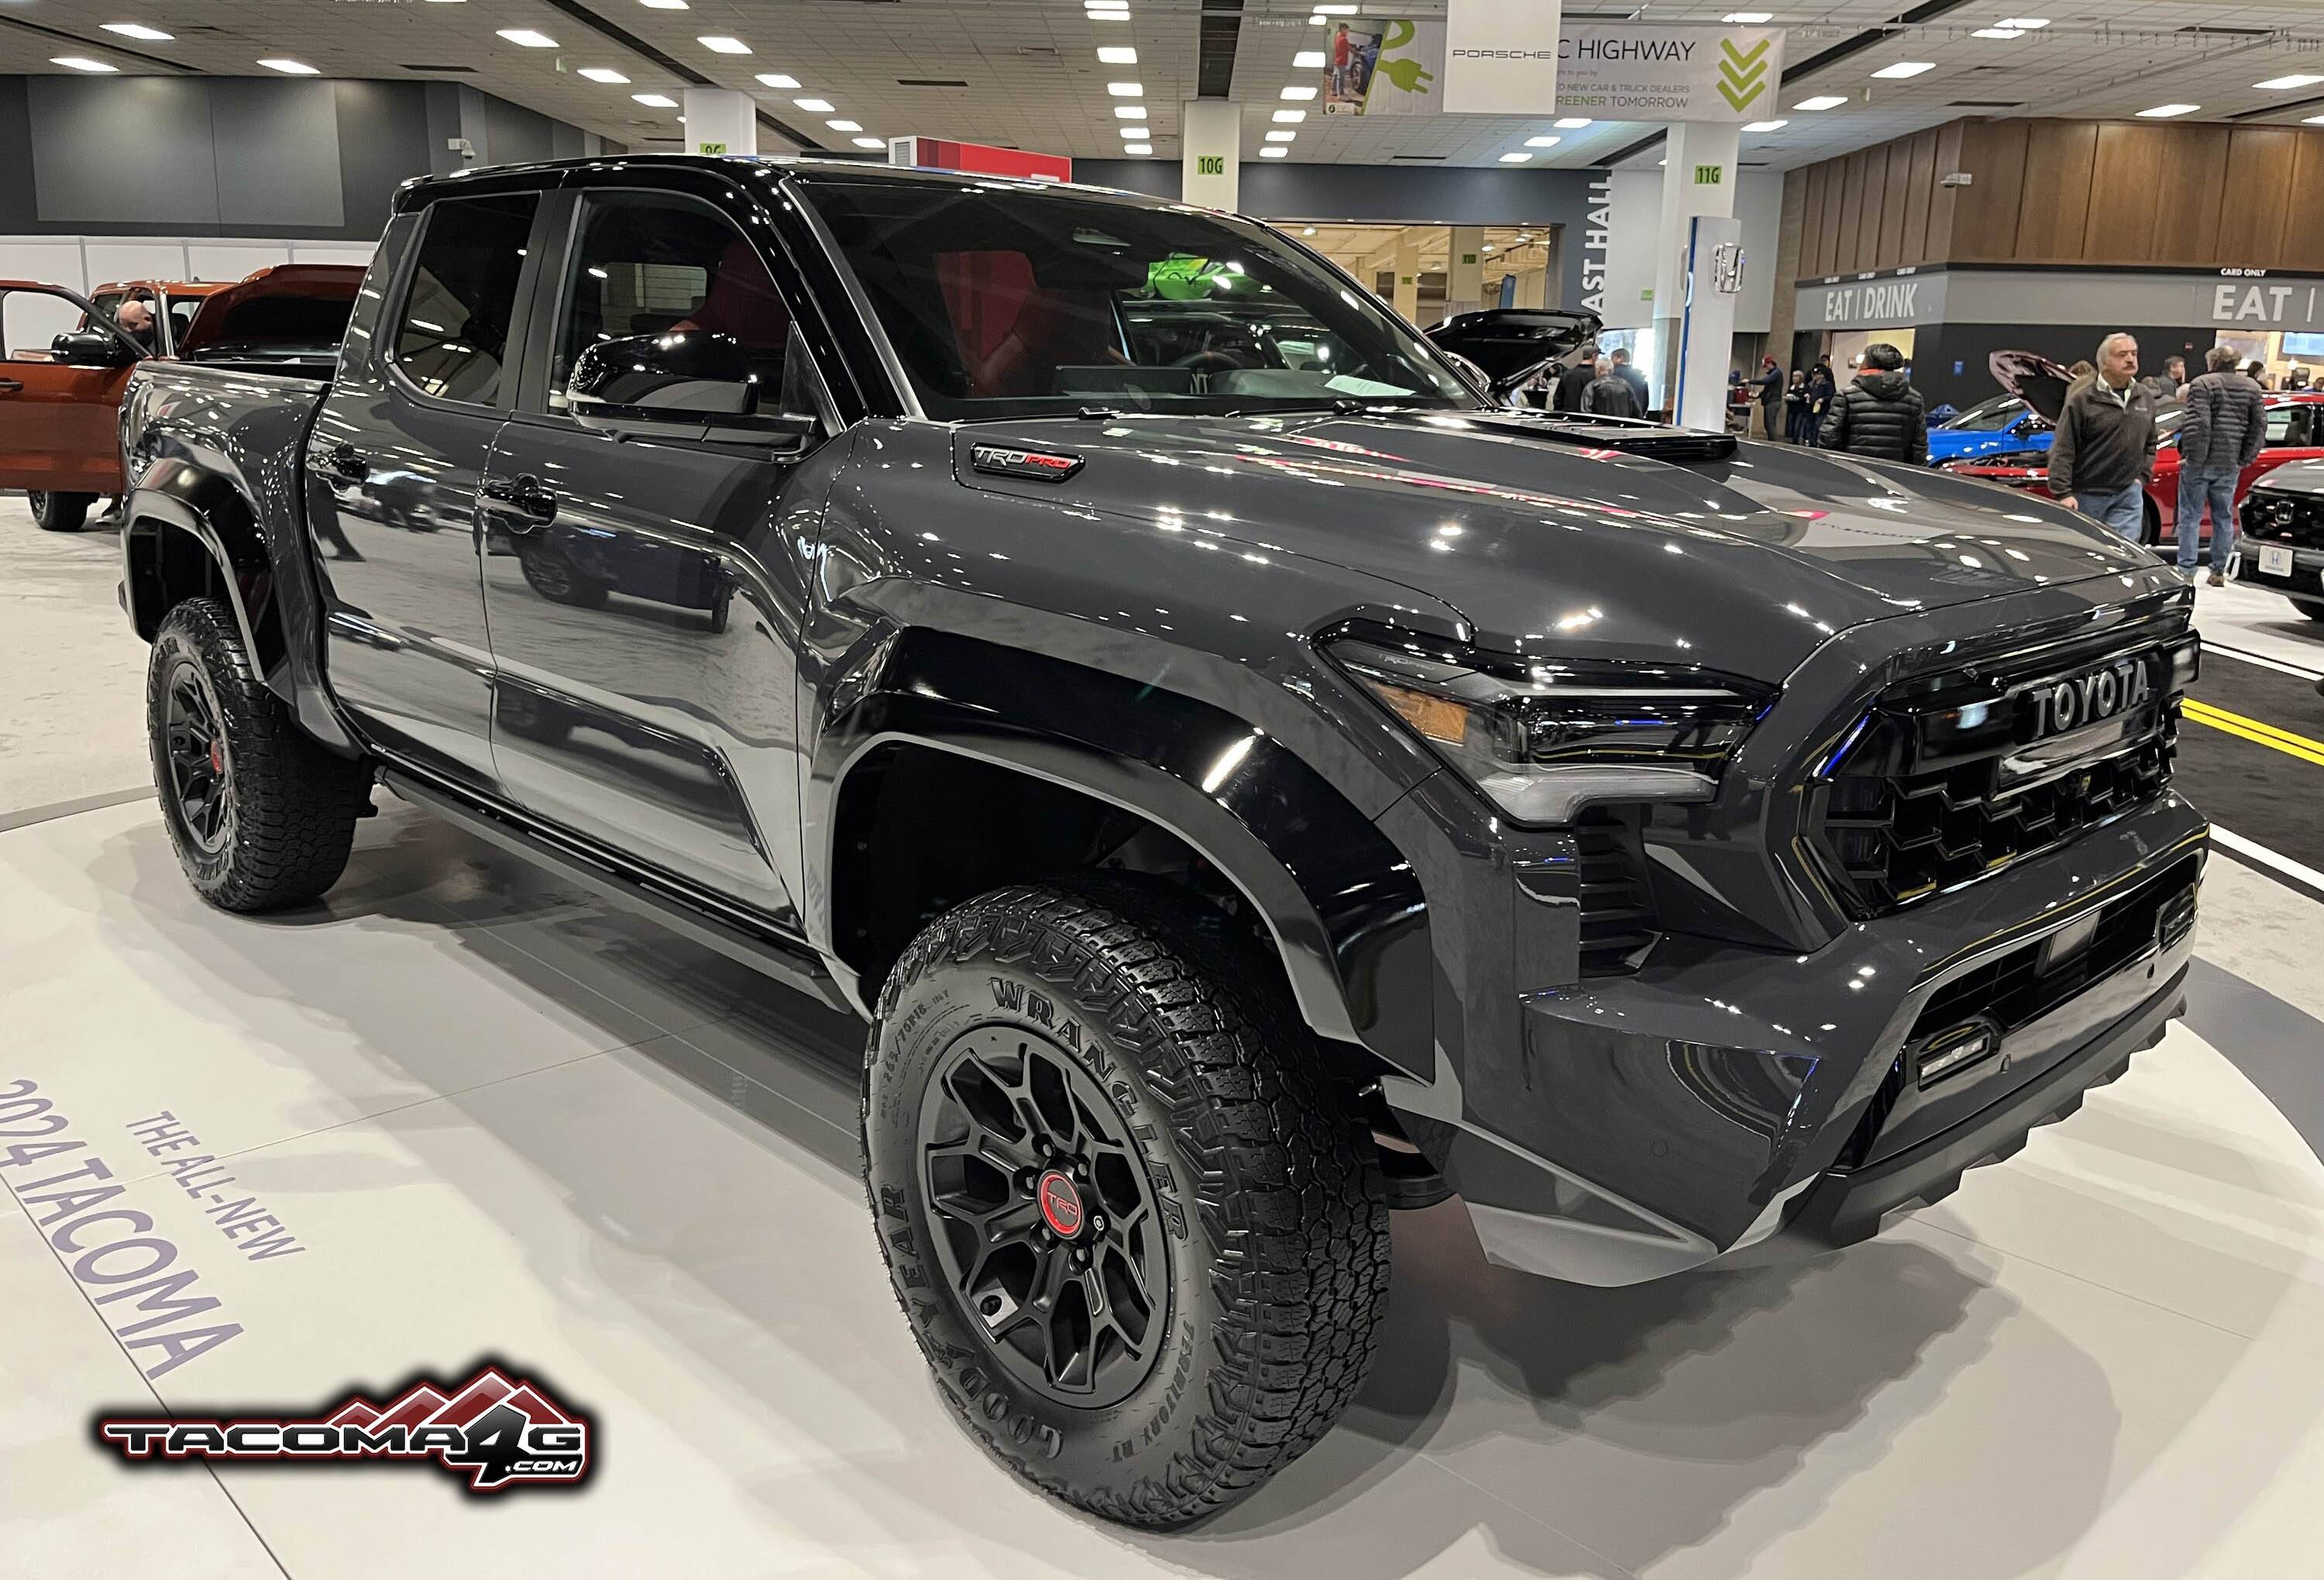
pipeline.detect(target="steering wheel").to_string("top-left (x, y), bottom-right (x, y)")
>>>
top-left (1173, 349), bottom-right (1246, 379)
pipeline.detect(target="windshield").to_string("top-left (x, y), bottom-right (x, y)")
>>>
top-left (803, 179), bottom-right (1477, 420)
top-left (1945, 394), bottom-right (2024, 431)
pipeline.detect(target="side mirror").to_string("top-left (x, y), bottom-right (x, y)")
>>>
top-left (51, 329), bottom-right (134, 367)
top-left (568, 329), bottom-right (820, 448)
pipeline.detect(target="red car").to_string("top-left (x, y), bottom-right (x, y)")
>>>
top-left (1941, 386), bottom-right (2324, 550)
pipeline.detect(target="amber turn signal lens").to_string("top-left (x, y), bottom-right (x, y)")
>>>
top-left (1375, 683), bottom-right (1469, 743)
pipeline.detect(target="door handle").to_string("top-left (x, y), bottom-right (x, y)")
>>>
top-left (0, 378), bottom-right (22, 394)
top-left (328, 443), bottom-right (368, 480)
top-left (480, 473), bottom-right (557, 532)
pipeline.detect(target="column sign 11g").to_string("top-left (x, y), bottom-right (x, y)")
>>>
top-left (1695, 165), bottom-right (1724, 186)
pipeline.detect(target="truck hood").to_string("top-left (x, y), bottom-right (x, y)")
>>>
top-left (954, 408), bottom-right (2155, 681)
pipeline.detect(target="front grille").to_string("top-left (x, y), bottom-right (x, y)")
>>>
top-left (1576, 818), bottom-right (1658, 976)
top-left (2242, 488), bottom-right (2324, 550)
top-left (1809, 628), bottom-right (2193, 917)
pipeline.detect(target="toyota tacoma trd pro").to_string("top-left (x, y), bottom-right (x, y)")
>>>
top-left (119, 157), bottom-right (2208, 1528)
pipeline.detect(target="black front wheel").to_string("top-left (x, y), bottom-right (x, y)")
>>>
top-left (864, 880), bottom-right (1391, 1529)
top-left (29, 491), bottom-right (94, 532)
top-left (146, 598), bottom-right (370, 910)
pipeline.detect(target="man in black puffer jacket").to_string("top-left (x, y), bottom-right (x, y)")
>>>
top-left (1818, 343), bottom-right (1928, 464)
top-left (2174, 343), bottom-right (2267, 584)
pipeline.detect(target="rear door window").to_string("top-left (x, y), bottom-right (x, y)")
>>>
top-left (391, 192), bottom-right (540, 405)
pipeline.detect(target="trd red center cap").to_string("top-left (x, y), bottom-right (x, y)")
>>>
top-left (1037, 1169), bottom-right (1084, 1237)
top-left (208, 740), bottom-right (224, 775)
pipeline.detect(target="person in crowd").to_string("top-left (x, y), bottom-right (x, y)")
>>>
top-left (1581, 356), bottom-right (1638, 418)
top-left (2245, 359), bottom-right (2272, 389)
top-left (2047, 332), bottom-right (2157, 542)
top-left (1330, 22), bottom-right (1355, 102)
top-left (1783, 369), bottom-right (1811, 442)
top-left (1817, 341), bottom-right (1928, 463)
top-left (2174, 343), bottom-right (2266, 587)
top-left (2160, 355), bottom-right (2186, 398)
top-left (2287, 366), bottom-right (2311, 391)
top-left (1552, 343), bottom-right (1598, 412)
top-left (1754, 354), bottom-right (1784, 439)
top-left (114, 296), bottom-right (156, 353)
top-left (1805, 361), bottom-right (1836, 446)
top-left (1609, 345), bottom-right (1648, 414)
top-left (2067, 359), bottom-right (2096, 390)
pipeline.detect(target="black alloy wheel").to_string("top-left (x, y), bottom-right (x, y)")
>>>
top-left (917, 1024), bottom-right (1167, 1410)
top-left (162, 655), bottom-right (235, 854)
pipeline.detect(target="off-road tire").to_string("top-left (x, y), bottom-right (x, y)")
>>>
top-left (863, 879), bottom-right (1391, 1529)
top-left (30, 491), bottom-right (93, 532)
top-left (146, 597), bottom-right (368, 911)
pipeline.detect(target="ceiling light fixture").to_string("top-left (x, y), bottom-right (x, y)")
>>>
top-left (1097, 46), bottom-right (1137, 64)
top-left (1499, 152), bottom-right (1532, 163)
top-left (52, 56), bottom-right (119, 72)
top-left (755, 73), bottom-right (799, 89)
top-left (1553, 117), bottom-right (1592, 129)
top-left (497, 29), bottom-right (557, 48)
top-left (1525, 134), bottom-right (1560, 147)
top-left (1281, 85), bottom-right (1318, 101)
top-left (794, 97), bottom-right (834, 112)
top-left (1302, 226), bottom-right (1316, 235)
top-left (1294, 50), bottom-right (1325, 69)
top-left (638, 1), bottom-right (688, 9)
top-left (100, 23), bottom-right (172, 40)
top-left (1999, 16), bottom-right (2050, 26)
top-left (579, 67), bottom-right (630, 83)
top-left (2137, 102), bottom-right (2199, 117)
top-left (1261, 146), bottom-right (1289, 158)
top-left (1795, 95), bottom-right (1848, 110)
top-left (633, 91), bottom-right (679, 107)
top-left (1272, 108), bottom-right (1307, 122)
top-left (1107, 81), bottom-right (1143, 95)
top-left (1124, 142), bottom-right (1153, 154)
top-left (1870, 60), bottom-right (1934, 78)
top-left (853, 136), bottom-right (885, 149)
top-left (258, 58), bottom-right (319, 74)
top-left (1266, 129), bottom-right (1296, 142)
top-left (1743, 119), bottom-right (1788, 132)
top-left (1972, 27), bottom-right (2025, 39)
top-left (1115, 104), bottom-right (1148, 119)
top-left (827, 119), bottom-right (861, 131)
top-left (1116, 123), bottom-right (1146, 138)
top-left (2305, 114), bottom-right (2324, 125)
top-left (698, 36), bottom-right (749, 54)
top-left (2255, 74), bottom-right (2324, 91)
top-left (1722, 11), bottom-right (1772, 20)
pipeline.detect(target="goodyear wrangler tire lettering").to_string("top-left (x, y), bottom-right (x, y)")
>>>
top-left (861, 877), bottom-right (1390, 1529)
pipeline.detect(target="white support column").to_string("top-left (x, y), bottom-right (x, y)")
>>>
top-left (1649, 121), bottom-right (1738, 418)
top-left (1392, 230), bottom-right (1422, 323)
top-left (1181, 101), bottom-right (1241, 212)
top-left (682, 88), bottom-right (756, 157)
top-left (1445, 225), bottom-right (1486, 321)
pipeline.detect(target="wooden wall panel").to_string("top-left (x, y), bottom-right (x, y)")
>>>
top-left (2015, 121), bottom-right (2097, 261)
top-left (1800, 162), bottom-right (1831, 277)
top-left (1923, 121), bottom-right (1967, 262)
top-left (1854, 149), bottom-right (1885, 270)
top-left (1950, 119), bottom-right (2027, 261)
top-left (2220, 127), bottom-right (2297, 267)
top-left (2147, 124), bottom-right (2229, 266)
top-left (2089, 123), bottom-right (2163, 262)
top-left (2284, 129), bottom-right (2324, 274)
top-left (1819, 157), bottom-right (1848, 273)
top-left (1876, 139), bottom-right (1913, 265)
top-left (1838, 150), bottom-right (1869, 272)
top-left (1903, 129), bottom-right (1937, 263)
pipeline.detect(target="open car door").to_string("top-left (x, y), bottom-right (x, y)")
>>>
top-left (0, 282), bottom-right (144, 495)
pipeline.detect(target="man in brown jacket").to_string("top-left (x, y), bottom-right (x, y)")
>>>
top-left (2047, 333), bottom-right (2157, 542)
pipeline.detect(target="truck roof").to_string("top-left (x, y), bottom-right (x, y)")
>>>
top-left (397, 151), bottom-right (1157, 206)
top-left (91, 279), bottom-right (230, 298)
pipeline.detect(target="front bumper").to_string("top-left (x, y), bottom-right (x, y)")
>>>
top-left (1381, 790), bottom-right (2209, 1287)
top-left (2236, 542), bottom-right (2324, 606)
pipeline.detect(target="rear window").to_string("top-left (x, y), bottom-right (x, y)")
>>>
top-left (803, 180), bottom-right (1473, 420)
top-left (391, 192), bottom-right (538, 404)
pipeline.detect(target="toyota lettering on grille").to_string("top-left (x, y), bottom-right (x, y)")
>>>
top-left (2027, 655), bottom-right (2155, 742)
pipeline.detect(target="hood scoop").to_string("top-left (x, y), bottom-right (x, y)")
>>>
top-left (1476, 412), bottom-right (1738, 463)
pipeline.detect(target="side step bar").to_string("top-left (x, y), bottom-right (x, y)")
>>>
top-left (380, 769), bottom-right (854, 1017)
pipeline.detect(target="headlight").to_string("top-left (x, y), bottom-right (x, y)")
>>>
top-left (1325, 635), bottom-right (1770, 824)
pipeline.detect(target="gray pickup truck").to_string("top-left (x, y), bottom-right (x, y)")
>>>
top-left (120, 155), bottom-right (2206, 1528)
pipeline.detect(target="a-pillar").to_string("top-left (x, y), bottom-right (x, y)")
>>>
top-left (1181, 101), bottom-right (1241, 212)
top-left (1445, 225), bottom-right (1486, 320)
top-left (1391, 230), bottom-right (1422, 323)
top-left (1648, 121), bottom-right (1739, 417)
top-left (682, 88), bottom-right (757, 157)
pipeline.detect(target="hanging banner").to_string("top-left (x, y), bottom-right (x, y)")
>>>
top-left (1554, 24), bottom-right (1787, 122)
top-left (1442, 0), bottom-right (1562, 116)
top-left (1320, 19), bottom-right (1444, 116)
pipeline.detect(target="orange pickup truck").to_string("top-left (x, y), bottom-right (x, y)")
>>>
top-left (5, 263), bottom-right (363, 532)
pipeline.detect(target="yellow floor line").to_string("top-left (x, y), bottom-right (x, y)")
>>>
top-left (2184, 700), bottom-right (2324, 768)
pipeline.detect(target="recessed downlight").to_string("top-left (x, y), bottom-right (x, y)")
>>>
top-left (755, 74), bottom-right (799, 89)
top-left (1871, 60), bottom-right (1934, 78)
top-left (1795, 95), bottom-right (1848, 110)
top-left (794, 98), bottom-right (834, 112)
top-left (1272, 108), bottom-right (1307, 123)
top-left (579, 68), bottom-right (630, 84)
top-left (1499, 151), bottom-right (1532, 163)
top-left (633, 92), bottom-right (679, 108)
top-left (1260, 146), bottom-right (1289, 159)
top-left (698, 36), bottom-right (750, 54)
top-left (1097, 46), bottom-right (1137, 64)
top-left (100, 22), bottom-right (173, 40)
top-left (497, 29), bottom-right (557, 47)
top-left (1525, 135), bottom-right (1560, 147)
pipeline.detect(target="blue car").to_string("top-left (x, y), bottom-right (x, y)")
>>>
top-left (1926, 392), bottom-right (2052, 464)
